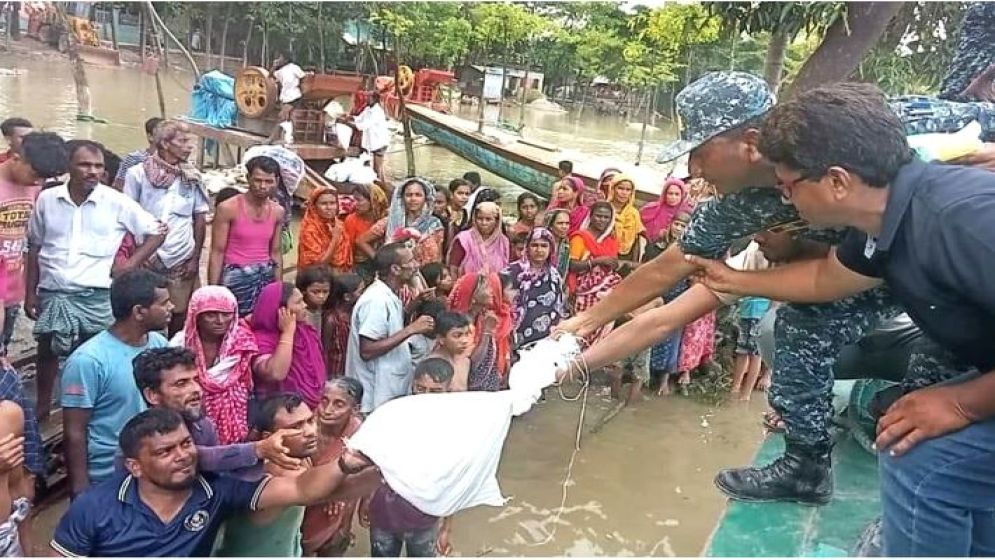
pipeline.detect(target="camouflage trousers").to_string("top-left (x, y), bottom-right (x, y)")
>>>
top-left (770, 286), bottom-right (901, 448)
top-left (939, 2), bottom-right (995, 102)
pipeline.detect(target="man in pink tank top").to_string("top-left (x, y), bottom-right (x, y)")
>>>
top-left (208, 156), bottom-right (285, 316)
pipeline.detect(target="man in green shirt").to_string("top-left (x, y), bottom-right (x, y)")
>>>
top-left (215, 393), bottom-right (320, 557)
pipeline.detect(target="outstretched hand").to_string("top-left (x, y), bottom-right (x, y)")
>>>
top-left (684, 255), bottom-right (743, 295)
top-left (256, 429), bottom-right (302, 470)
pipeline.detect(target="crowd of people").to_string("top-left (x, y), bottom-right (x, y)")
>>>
top-left (0, 108), bottom-right (754, 558)
top-left (3, 22), bottom-right (995, 555)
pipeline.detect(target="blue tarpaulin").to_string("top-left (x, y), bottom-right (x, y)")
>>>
top-left (190, 71), bottom-right (237, 129)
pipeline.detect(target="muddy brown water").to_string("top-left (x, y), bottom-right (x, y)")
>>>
top-left (3, 45), bottom-right (764, 556)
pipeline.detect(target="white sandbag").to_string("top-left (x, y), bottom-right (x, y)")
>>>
top-left (348, 335), bottom-right (582, 518)
top-left (242, 145), bottom-right (306, 195)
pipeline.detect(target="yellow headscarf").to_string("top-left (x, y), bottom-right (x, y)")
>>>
top-left (607, 174), bottom-right (644, 254)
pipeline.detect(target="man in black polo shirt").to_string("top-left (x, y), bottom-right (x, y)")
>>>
top-left (50, 408), bottom-right (377, 557)
top-left (687, 83), bottom-right (995, 556)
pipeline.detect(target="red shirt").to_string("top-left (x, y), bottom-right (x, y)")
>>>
top-left (0, 175), bottom-right (40, 303)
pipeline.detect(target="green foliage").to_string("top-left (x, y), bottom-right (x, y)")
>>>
top-left (708, 1), bottom-right (846, 40)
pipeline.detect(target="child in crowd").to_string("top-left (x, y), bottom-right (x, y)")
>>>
top-left (428, 311), bottom-right (473, 392)
top-left (509, 193), bottom-right (540, 237)
top-left (361, 358), bottom-right (455, 558)
top-left (647, 213), bottom-right (691, 396)
top-left (407, 298), bottom-right (447, 372)
top-left (510, 231), bottom-right (528, 263)
top-left (296, 264), bottom-right (333, 332)
top-left (301, 378), bottom-right (364, 557)
top-left (419, 262), bottom-right (454, 300)
top-left (323, 273), bottom-right (365, 379)
top-left (731, 295), bottom-right (772, 401)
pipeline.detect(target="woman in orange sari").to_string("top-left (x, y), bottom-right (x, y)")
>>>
top-left (568, 201), bottom-right (623, 344)
top-left (297, 187), bottom-right (352, 273)
top-left (346, 183), bottom-right (388, 282)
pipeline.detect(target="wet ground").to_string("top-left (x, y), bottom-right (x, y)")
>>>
top-left (3, 39), bottom-right (765, 556)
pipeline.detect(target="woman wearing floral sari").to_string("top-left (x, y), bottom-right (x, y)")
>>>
top-left (503, 227), bottom-right (565, 346)
top-left (448, 272), bottom-right (514, 390)
top-left (448, 201), bottom-right (510, 276)
top-left (544, 176), bottom-right (590, 234)
top-left (297, 187), bottom-right (352, 273)
top-left (606, 174), bottom-right (645, 265)
top-left (358, 177), bottom-right (445, 265)
top-left (171, 286), bottom-right (291, 444)
top-left (568, 201), bottom-right (623, 344)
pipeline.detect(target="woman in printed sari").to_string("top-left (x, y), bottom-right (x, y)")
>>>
top-left (172, 285), bottom-right (291, 444)
top-left (297, 187), bottom-right (352, 273)
top-left (544, 176), bottom-right (590, 234)
top-left (358, 177), bottom-right (445, 266)
top-left (346, 183), bottom-right (389, 282)
top-left (448, 272), bottom-right (514, 391)
top-left (503, 227), bottom-right (565, 346)
top-left (568, 201), bottom-right (623, 344)
top-left (640, 177), bottom-right (691, 243)
top-left (509, 193), bottom-right (541, 237)
top-left (546, 209), bottom-right (572, 287)
top-left (251, 282), bottom-right (326, 409)
top-left (448, 201), bottom-right (510, 276)
top-left (606, 174), bottom-right (645, 266)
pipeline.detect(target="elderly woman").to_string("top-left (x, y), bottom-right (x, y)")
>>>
top-left (357, 177), bottom-right (445, 265)
top-left (448, 201), bottom-right (510, 276)
top-left (171, 285), bottom-right (295, 444)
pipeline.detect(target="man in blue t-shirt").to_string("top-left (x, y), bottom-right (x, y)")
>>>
top-left (60, 269), bottom-right (173, 498)
top-left (51, 408), bottom-right (377, 557)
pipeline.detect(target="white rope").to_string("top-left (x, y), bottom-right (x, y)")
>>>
top-left (528, 350), bottom-right (591, 547)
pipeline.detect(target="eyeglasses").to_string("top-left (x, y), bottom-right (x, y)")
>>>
top-left (777, 173), bottom-right (820, 200)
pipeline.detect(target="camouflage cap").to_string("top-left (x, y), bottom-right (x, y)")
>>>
top-left (657, 71), bottom-right (776, 164)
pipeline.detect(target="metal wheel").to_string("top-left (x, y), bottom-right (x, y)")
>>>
top-left (235, 66), bottom-right (278, 118)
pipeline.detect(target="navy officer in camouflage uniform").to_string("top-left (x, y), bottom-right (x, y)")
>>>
top-left (558, 71), bottom-right (906, 505)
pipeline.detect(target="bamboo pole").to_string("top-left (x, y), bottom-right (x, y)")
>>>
top-left (145, 1), bottom-right (200, 79)
top-left (55, 4), bottom-right (94, 120)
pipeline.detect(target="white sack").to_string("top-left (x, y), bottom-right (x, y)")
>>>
top-left (348, 335), bottom-right (581, 518)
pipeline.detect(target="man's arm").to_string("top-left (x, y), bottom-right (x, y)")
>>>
top-left (254, 451), bottom-right (375, 510)
top-left (573, 284), bottom-right (721, 375)
top-left (558, 243), bottom-right (694, 337)
top-left (189, 211), bottom-right (207, 278)
top-left (270, 207), bottom-right (285, 281)
top-left (117, 200), bottom-right (165, 274)
top-left (62, 408), bottom-right (92, 498)
top-left (686, 248), bottom-right (882, 303)
top-left (359, 328), bottom-right (416, 362)
top-left (208, 202), bottom-right (233, 285)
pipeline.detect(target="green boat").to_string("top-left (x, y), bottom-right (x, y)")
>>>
top-left (705, 380), bottom-right (883, 557)
top-left (405, 104), bottom-right (666, 203)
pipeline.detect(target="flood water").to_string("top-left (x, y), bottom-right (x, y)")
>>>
top-left (3, 48), bottom-right (765, 557)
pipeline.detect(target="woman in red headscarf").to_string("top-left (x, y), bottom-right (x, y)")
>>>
top-left (447, 272), bottom-right (514, 391)
top-left (639, 177), bottom-right (691, 243)
top-left (544, 176), bottom-right (590, 234)
top-left (297, 187), bottom-right (352, 273)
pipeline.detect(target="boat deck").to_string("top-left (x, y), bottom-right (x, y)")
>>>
top-left (705, 382), bottom-right (881, 556)
top-left (180, 118), bottom-right (345, 164)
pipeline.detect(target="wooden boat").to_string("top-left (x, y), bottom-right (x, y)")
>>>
top-left (405, 104), bottom-right (669, 204)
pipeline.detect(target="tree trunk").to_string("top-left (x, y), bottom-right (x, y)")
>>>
top-left (635, 86), bottom-right (657, 166)
top-left (205, 6), bottom-right (214, 68)
top-left (261, 24), bottom-right (268, 67)
top-left (146, 1), bottom-right (199, 78)
top-left (218, 5), bottom-right (232, 73)
top-left (242, 20), bottom-right (252, 68)
top-left (139, 8), bottom-right (147, 62)
top-left (518, 62), bottom-right (530, 128)
top-left (108, 6), bottom-right (119, 50)
top-left (11, 2), bottom-right (22, 40)
top-left (764, 29), bottom-right (788, 94)
top-left (317, 4), bottom-right (325, 73)
top-left (56, 4), bottom-right (93, 118)
top-left (787, 2), bottom-right (903, 97)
